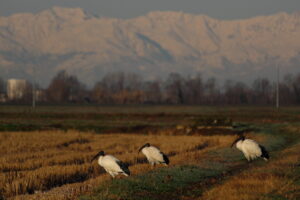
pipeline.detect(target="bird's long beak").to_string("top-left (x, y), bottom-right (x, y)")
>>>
top-left (91, 153), bottom-right (99, 162)
top-left (231, 138), bottom-right (240, 148)
top-left (230, 142), bottom-right (236, 148)
top-left (138, 147), bottom-right (142, 153)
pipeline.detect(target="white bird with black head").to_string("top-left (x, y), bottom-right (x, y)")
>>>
top-left (231, 135), bottom-right (269, 162)
top-left (138, 143), bottom-right (169, 167)
top-left (91, 151), bottom-right (130, 178)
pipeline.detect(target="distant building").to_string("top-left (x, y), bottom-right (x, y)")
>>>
top-left (7, 79), bottom-right (28, 100)
top-left (0, 93), bottom-right (6, 103)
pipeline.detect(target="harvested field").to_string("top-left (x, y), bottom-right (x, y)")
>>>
top-left (0, 130), bottom-right (248, 199)
top-left (0, 106), bottom-right (299, 200)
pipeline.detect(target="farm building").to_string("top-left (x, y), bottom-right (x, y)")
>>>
top-left (6, 79), bottom-right (29, 100)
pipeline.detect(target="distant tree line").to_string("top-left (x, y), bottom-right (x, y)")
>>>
top-left (1, 70), bottom-right (300, 105)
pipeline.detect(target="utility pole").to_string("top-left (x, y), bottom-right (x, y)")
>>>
top-left (32, 65), bottom-right (36, 109)
top-left (276, 63), bottom-right (279, 109)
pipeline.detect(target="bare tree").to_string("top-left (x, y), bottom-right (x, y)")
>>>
top-left (165, 73), bottom-right (185, 104)
top-left (92, 72), bottom-right (144, 104)
top-left (292, 73), bottom-right (300, 104)
top-left (45, 70), bottom-right (300, 105)
top-left (101, 72), bottom-right (125, 93)
top-left (47, 70), bottom-right (85, 103)
top-left (143, 80), bottom-right (162, 104)
top-left (278, 74), bottom-right (295, 105)
top-left (204, 77), bottom-right (220, 104)
top-left (252, 78), bottom-right (272, 105)
top-left (92, 81), bottom-right (111, 104)
top-left (184, 74), bottom-right (203, 104)
top-left (124, 73), bottom-right (142, 91)
top-left (224, 80), bottom-right (250, 104)
top-left (0, 78), bottom-right (4, 94)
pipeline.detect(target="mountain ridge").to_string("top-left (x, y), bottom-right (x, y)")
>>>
top-left (0, 7), bottom-right (300, 86)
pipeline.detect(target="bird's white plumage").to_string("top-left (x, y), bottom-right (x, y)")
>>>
top-left (141, 146), bottom-right (166, 165)
top-left (235, 139), bottom-right (263, 161)
top-left (98, 155), bottom-right (129, 178)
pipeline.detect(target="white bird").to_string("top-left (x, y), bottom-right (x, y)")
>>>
top-left (138, 143), bottom-right (169, 166)
top-left (91, 151), bottom-right (130, 178)
top-left (231, 136), bottom-right (269, 162)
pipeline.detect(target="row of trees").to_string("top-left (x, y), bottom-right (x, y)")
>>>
top-left (1, 70), bottom-right (300, 105)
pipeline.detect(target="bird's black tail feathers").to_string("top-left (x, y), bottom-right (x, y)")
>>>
top-left (117, 161), bottom-right (130, 176)
top-left (162, 153), bottom-right (170, 165)
top-left (259, 145), bottom-right (270, 160)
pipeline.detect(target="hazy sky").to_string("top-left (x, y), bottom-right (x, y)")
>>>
top-left (1, 0), bottom-right (300, 19)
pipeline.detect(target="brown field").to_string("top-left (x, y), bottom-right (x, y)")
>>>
top-left (1, 105), bottom-right (299, 200)
top-left (201, 142), bottom-right (300, 200)
top-left (0, 130), bottom-right (251, 200)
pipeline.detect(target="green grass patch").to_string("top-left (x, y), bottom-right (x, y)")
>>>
top-left (0, 123), bottom-right (41, 131)
top-left (263, 194), bottom-right (289, 200)
top-left (1, 105), bottom-right (300, 133)
top-left (81, 166), bottom-right (221, 200)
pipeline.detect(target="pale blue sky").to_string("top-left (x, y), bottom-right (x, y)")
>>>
top-left (0, 0), bottom-right (300, 19)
